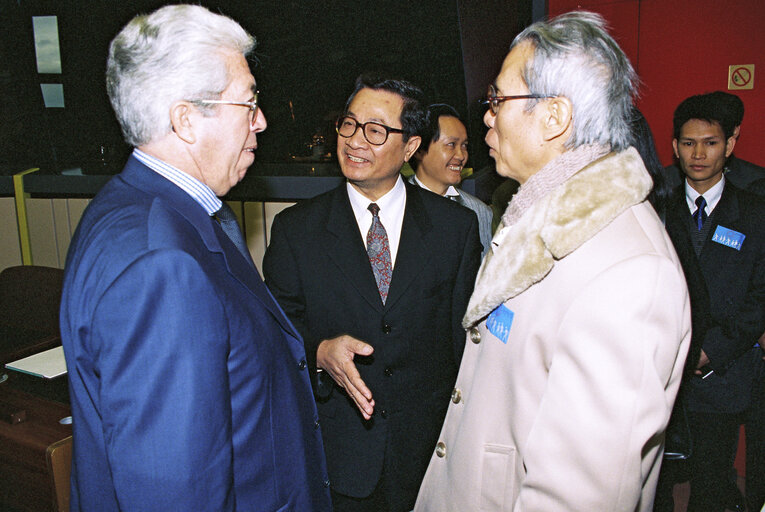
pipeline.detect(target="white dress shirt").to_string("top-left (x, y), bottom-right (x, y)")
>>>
top-left (685, 175), bottom-right (725, 216)
top-left (346, 176), bottom-right (406, 268)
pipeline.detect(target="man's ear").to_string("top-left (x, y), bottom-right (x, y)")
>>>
top-left (541, 96), bottom-right (573, 142)
top-left (169, 101), bottom-right (196, 144)
top-left (672, 138), bottom-right (679, 159)
top-left (404, 135), bottom-right (422, 162)
top-left (725, 135), bottom-right (737, 158)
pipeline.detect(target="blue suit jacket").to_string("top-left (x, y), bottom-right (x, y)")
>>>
top-left (60, 157), bottom-right (331, 511)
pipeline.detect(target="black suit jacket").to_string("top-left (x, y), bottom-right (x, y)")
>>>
top-left (263, 180), bottom-right (481, 508)
top-left (665, 181), bottom-right (765, 413)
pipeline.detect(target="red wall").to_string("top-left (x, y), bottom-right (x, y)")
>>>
top-left (547, 0), bottom-right (764, 167)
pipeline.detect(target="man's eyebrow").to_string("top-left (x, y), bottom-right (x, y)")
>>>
top-left (680, 135), bottom-right (721, 140)
top-left (346, 110), bottom-right (388, 124)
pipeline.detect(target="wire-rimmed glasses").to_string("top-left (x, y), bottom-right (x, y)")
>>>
top-left (195, 91), bottom-right (259, 128)
top-left (483, 84), bottom-right (554, 115)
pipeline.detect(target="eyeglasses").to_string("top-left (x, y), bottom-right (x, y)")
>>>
top-left (195, 91), bottom-right (259, 128)
top-left (336, 116), bottom-right (404, 146)
top-left (483, 84), bottom-right (554, 115)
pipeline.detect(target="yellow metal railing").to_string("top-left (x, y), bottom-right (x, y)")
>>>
top-left (13, 168), bottom-right (40, 265)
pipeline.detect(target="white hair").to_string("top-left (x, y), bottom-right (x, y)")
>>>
top-left (513, 11), bottom-right (637, 151)
top-left (106, 4), bottom-right (254, 146)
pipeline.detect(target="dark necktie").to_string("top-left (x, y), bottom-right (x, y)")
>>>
top-left (214, 202), bottom-right (254, 266)
top-left (693, 196), bottom-right (708, 231)
top-left (367, 203), bottom-right (392, 304)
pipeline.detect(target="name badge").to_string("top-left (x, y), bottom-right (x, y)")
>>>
top-left (486, 304), bottom-right (514, 344)
top-left (711, 225), bottom-right (745, 251)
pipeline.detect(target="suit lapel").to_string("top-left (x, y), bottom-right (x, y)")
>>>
top-left (385, 183), bottom-right (431, 310)
top-left (699, 182), bottom-right (741, 272)
top-left (324, 186), bottom-right (385, 311)
top-left (666, 188), bottom-right (697, 258)
top-left (209, 220), bottom-right (301, 338)
top-left (121, 158), bottom-right (300, 339)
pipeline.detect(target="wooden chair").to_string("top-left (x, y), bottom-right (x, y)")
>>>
top-left (46, 435), bottom-right (72, 512)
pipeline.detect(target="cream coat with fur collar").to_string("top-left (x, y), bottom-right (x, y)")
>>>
top-left (415, 149), bottom-right (691, 512)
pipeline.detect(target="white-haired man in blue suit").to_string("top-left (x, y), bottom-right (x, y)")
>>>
top-left (60, 5), bottom-right (331, 511)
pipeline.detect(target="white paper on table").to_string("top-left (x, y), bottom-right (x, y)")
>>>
top-left (5, 346), bottom-right (67, 379)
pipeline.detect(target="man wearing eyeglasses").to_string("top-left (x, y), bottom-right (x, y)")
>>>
top-left (415, 12), bottom-right (691, 512)
top-left (59, 5), bottom-right (331, 511)
top-left (263, 74), bottom-right (481, 512)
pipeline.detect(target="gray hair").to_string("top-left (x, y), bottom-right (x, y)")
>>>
top-left (512, 11), bottom-right (637, 152)
top-left (106, 4), bottom-right (255, 147)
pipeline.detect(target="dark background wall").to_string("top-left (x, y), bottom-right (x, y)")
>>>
top-left (0, 0), bottom-right (534, 176)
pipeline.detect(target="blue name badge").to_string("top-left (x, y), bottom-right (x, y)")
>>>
top-left (486, 304), bottom-right (514, 344)
top-left (711, 225), bottom-right (746, 251)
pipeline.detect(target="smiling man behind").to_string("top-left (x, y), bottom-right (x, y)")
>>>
top-left (409, 103), bottom-right (493, 258)
top-left (60, 5), bottom-right (331, 511)
top-left (264, 74), bottom-right (481, 511)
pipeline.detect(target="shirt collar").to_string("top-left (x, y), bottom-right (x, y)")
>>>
top-left (133, 149), bottom-right (222, 215)
top-left (685, 174), bottom-right (725, 214)
top-left (347, 175), bottom-right (406, 223)
top-left (412, 174), bottom-right (460, 199)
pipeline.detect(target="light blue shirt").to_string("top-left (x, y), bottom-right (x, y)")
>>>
top-left (133, 149), bottom-right (222, 215)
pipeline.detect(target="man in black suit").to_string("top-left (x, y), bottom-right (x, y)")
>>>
top-left (263, 75), bottom-right (481, 512)
top-left (664, 91), bottom-right (764, 191)
top-left (663, 93), bottom-right (765, 512)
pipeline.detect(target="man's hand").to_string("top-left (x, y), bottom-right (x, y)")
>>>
top-left (694, 349), bottom-right (711, 375)
top-left (317, 335), bottom-right (375, 419)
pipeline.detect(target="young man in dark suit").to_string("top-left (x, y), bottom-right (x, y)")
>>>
top-left (263, 75), bottom-right (481, 512)
top-left (664, 91), bottom-right (764, 191)
top-left (663, 93), bottom-right (765, 512)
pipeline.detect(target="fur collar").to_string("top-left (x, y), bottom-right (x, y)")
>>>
top-left (463, 147), bottom-right (652, 328)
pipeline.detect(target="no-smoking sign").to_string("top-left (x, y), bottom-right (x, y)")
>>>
top-left (728, 64), bottom-right (754, 90)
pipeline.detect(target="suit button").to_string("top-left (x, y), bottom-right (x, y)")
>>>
top-left (323, 479), bottom-right (330, 488)
top-left (469, 328), bottom-right (481, 344)
top-left (451, 388), bottom-right (462, 404)
top-left (382, 324), bottom-right (392, 334)
top-left (298, 359), bottom-right (307, 370)
top-left (435, 441), bottom-right (447, 458)
top-left (381, 409), bottom-right (388, 418)
top-left (384, 367), bottom-right (393, 376)
top-left (314, 419), bottom-right (320, 429)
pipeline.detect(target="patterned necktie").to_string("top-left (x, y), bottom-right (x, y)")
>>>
top-left (367, 203), bottom-right (392, 304)
top-left (214, 202), bottom-right (254, 266)
top-left (693, 195), bottom-right (708, 231)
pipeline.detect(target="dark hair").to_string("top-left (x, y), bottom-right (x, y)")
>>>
top-left (672, 93), bottom-right (736, 140)
top-left (629, 108), bottom-right (669, 220)
top-left (707, 91), bottom-right (744, 127)
top-left (410, 104), bottom-right (464, 167)
top-left (419, 104), bottom-right (462, 153)
top-left (344, 73), bottom-right (427, 142)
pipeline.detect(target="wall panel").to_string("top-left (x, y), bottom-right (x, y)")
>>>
top-left (0, 198), bottom-right (23, 270)
top-left (547, 0), bottom-right (764, 167)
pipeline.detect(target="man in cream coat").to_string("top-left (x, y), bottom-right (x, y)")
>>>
top-left (415, 12), bottom-right (691, 512)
